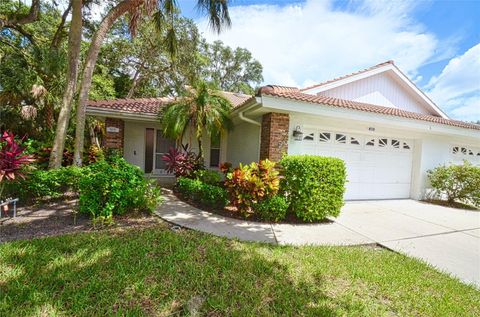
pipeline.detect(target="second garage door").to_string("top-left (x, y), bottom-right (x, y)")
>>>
top-left (299, 130), bottom-right (414, 200)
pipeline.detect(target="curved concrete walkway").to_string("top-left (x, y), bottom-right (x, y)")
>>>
top-left (156, 189), bottom-right (374, 246)
top-left (157, 189), bottom-right (480, 287)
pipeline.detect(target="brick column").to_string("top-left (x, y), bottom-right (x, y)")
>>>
top-left (260, 112), bottom-right (289, 161)
top-left (105, 117), bottom-right (124, 150)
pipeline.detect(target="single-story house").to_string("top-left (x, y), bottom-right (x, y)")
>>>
top-left (86, 61), bottom-right (480, 200)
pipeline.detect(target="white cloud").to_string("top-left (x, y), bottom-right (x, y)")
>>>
top-left (426, 43), bottom-right (480, 121)
top-left (197, 0), bottom-right (443, 87)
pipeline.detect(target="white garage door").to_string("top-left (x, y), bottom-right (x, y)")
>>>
top-left (299, 130), bottom-right (414, 200)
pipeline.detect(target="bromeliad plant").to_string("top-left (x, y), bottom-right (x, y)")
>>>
top-left (162, 144), bottom-right (204, 178)
top-left (224, 160), bottom-right (280, 214)
top-left (0, 132), bottom-right (34, 198)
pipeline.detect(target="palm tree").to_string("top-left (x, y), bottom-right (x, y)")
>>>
top-left (48, 0), bottom-right (82, 169)
top-left (72, 0), bottom-right (231, 166)
top-left (161, 81), bottom-right (233, 159)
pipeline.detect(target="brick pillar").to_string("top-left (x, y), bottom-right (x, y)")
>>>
top-left (105, 117), bottom-right (124, 150)
top-left (260, 112), bottom-right (289, 161)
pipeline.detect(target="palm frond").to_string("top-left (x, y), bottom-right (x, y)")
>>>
top-left (196, 0), bottom-right (231, 34)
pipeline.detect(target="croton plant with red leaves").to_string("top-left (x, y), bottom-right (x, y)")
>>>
top-left (0, 131), bottom-right (34, 185)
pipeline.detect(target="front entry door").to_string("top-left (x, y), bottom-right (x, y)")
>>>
top-left (154, 130), bottom-right (176, 174)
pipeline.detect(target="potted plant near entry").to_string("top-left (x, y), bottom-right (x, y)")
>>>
top-left (0, 132), bottom-right (34, 217)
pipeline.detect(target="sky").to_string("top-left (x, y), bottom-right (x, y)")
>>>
top-left (178, 0), bottom-right (480, 122)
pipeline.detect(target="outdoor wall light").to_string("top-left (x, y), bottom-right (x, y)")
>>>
top-left (368, 127), bottom-right (375, 131)
top-left (293, 126), bottom-right (303, 141)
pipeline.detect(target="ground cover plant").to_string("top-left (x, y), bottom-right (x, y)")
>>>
top-left (1, 226), bottom-right (479, 316)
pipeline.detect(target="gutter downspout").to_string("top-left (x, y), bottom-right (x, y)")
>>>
top-left (238, 101), bottom-right (261, 126)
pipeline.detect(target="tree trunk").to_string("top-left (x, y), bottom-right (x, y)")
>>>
top-left (48, 0), bottom-right (83, 169)
top-left (126, 67), bottom-right (142, 98)
top-left (73, 0), bottom-right (143, 166)
top-left (0, 0), bottom-right (40, 30)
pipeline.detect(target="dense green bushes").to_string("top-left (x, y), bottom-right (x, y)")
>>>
top-left (5, 166), bottom-right (83, 201)
top-left (428, 161), bottom-right (480, 208)
top-left (6, 153), bottom-right (163, 223)
top-left (280, 155), bottom-right (346, 222)
top-left (177, 177), bottom-right (228, 208)
top-left (176, 156), bottom-right (347, 222)
top-left (79, 155), bottom-right (162, 223)
top-left (194, 169), bottom-right (222, 185)
top-left (253, 195), bottom-right (289, 222)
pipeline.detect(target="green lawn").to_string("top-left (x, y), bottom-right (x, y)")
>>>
top-left (1, 224), bottom-right (479, 316)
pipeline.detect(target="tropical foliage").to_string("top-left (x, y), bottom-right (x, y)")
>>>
top-left (224, 159), bottom-right (280, 214)
top-left (0, 132), bottom-right (34, 198)
top-left (0, 0), bottom-right (262, 169)
top-left (161, 81), bottom-right (233, 158)
top-left (161, 144), bottom-right (203, 178)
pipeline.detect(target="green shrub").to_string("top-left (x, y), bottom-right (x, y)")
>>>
top-left (79, 156), bottom-right (162, 223)
top-left (427, 161), bottom-right (480, 207)
top-left (280, 155), bottom-right (346, 222)
top-left (254, 195), bottom-right (289, 222)
top-left (194, 169), bottom-right (222, 185)
top-left (5, 166), bottom-right (84, 201)
top-left (177, 177), bottom-right (228, 208)
top-left (224, 160), bottom-right (280, 213)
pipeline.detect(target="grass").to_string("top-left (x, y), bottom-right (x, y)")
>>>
top-left (1, 224), bottom-right (479, 316)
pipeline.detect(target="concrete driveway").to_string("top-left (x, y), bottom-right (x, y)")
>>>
top-left (336, 200), bottom-right (480, 287)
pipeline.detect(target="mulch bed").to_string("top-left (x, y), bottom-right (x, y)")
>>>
top-left (173, 191), bottom-right (332, 224)
top-left (0, 198), bottom-right (162, 243)
top-left (421, 199), bottom-right (478, 211)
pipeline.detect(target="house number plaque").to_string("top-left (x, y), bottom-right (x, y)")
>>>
top-left (106, 127), bottom-right (120, 133)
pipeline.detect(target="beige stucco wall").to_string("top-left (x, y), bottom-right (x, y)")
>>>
top-left (226, 121), bottom-right (261, 166)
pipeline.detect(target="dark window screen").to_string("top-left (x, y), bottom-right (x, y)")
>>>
top-left (145, 128), bottom-right (154, 173)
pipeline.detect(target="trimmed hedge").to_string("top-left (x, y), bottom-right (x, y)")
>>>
top-left (177, 177), bottom-right (229, 208)
top-left (280, 155), bottom-right (346, 222)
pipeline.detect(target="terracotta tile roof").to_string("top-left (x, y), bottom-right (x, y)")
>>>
top-left (258, 85), bottom-right (480, 131)
top-left (87, 97), bottom-right (170, 115)
top-left (86, 92), bottom-right (254, 115)
top-left (300, 60), bottom-right (395, 92)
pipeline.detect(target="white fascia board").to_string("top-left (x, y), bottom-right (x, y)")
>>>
top-left (261, 96), bottom-right (480, 140)
top-left (86, 107), bottom-right (158, 122)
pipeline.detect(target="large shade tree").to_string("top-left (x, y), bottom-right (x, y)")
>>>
top-left (161, 81), bottom-right (233, 159)
top-left (73, 0), bottom-right (232, 166)
top-left (0, 1), bottom-right (73, 138)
